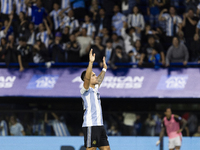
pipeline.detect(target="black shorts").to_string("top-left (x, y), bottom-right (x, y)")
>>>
top-left (82, 126), bottom-right (109, 148)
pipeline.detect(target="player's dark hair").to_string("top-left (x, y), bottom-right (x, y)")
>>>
top-left (81, 70), bottom-right (86, 81)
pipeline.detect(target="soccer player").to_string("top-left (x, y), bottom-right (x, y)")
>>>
top-left (80, 49), bottom-right (110, 150)
top-left (156, 107), bottom-right (187, 150)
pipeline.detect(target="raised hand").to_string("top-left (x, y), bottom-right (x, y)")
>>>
top-left (102, 56), bottom-right (107, 69)
top-left (89, 49), bottom-right (95, 63)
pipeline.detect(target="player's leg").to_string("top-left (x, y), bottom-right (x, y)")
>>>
top-left (99, 126), bottom-right (110, 150)
top-left (86, 147), bottom-right (97, 150)
top-left (175, 146), bottom-right (180, 150)
top-left (168, 138), bottom-right (175, 150)
top-left (83, 126), bottom-right (97, 150)
top-left (99, 146), bottom-right (110, 150)
top-left (174, 135), bottom-right (182, 150)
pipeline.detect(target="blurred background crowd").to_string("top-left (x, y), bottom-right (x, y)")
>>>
top-left (1, 111), bottom-right (200, 137)
top-left (0, 0), bottom-right (200, 70)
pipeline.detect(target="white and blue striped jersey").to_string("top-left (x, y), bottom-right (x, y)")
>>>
top-left (162, 13), bottom-right (182, 36)
top-left (48, 120), bottom-right (71, 136)
top-left (0, 120), bottom-right (8, 136)
top-left (62, 16), bottom-right (79, 34)
top-left (80, 85), bottom-right (103, 127)
top-left (128, 13), bottom-right (145, 30)
top-left (81, 22), bottom-right (96, 37)
top-left (112, 12), bottom-right (126, 36)
top-left (36, 31), bottom-right (49, 48)
top-left (61, 0), bottom-right (70, 12)
top-left (50, 9), bottom-right (61, 30)
top-left (14, 0), bottom-right (26, 15)
top-left (1, 0), bottom-right (14, 14)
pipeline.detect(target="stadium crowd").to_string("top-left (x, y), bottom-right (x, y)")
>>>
top-left (0, 0), bottom-right (200, 70)
top-left (0, 111), bottom-right (200, 137)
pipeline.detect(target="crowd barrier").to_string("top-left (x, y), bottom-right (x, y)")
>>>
top-left (0, 136), bottom-right (199, 150)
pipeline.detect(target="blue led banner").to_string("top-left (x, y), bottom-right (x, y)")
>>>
top-left (0, 68), bottom-right (200, 98)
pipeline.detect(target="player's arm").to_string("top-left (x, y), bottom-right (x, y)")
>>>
top-left (97, 57), bottom-right (107, 87)
top-left (83, 49), bottom-right (95, 90)
top-left (156, 119), bottom-right (165, 146)
top-left (174, 115), bottom-right (187, 133)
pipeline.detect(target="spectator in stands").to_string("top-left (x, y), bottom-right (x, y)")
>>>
top-left (186, 0), bottom-right (199, 12)
top-left (70, 0), bottom-right (86, 20)
top-left (166, 37), bottom-right (189, 66)
top-left (60, 10), bottom-right (79, 34)
top-left (101, 28), bottom-right (110, 46)
top-left (121, 0), bottom-right (137, 16)
top-left (147, 0), bottom-right (162, 28)
top-left (133, 115), bottom-right (142, 136)
top-left (33, 38), bottom-right (48, 63)
top-left (36, 19), bottom-right (52, 48)
top-left (90, 36), bottom-right (105, 64)
top-left (182, 8), bottom-right (198, 48)
top-left (27, 22), bottom-right (36, 45)
top-left (25, 0), bottom-right (52, 29)
top-left (2, 17), bottom-right (14, 39)
top-left (141, 23), bottom-right (157, 43)
top-left (61, 26), bottom-right (70, 43)
top-left (93, 8), bottom-right (111, 37)
top-left (187, 113), bottom-right (198, 136)
top-left (145, 113), bottom-right (156, 136)
top-left (112, 33), bottom-right (124, 50)
top-left (128, 6), bottom-right (145, 36)
top-left (0, 0), bottom-right (14, 21)
top-left (66, 33), bottom-right (81, 62)
top-left (190, 34), bottom-right (200, 62)
top-left (177, 31), bottom-right (185, 44)
top-left (193, 125), bottom-right (200, 136)
top-left (112, 5), bottom-right (126, 36)
top-left (44, 112), bottom-right (70, 136)
top-left (128, 39), bottom-right (142, 63)
top-left (77, 28), bottom-right (92, 62)
top-left (195, 17), bottom-right (200, 35)
top-left (0, 39), bottom-right (5, 62)
top-left (18, 12), bottom-right (29, 38)
top-left (89, 0), bottom-right (101, 17)
top-left (122, 112), bottom-right (136, 136)
top-left (14, 0), bottom-right (27, 16)
top-left (107, 124), bottom-right (121, 136)
top-left (139, 35), bottom-right (165, 66)
top-left (17, 36), bottom-right (32, 71)
top-left (10, 115), bottom-right (25, 136)
top-left (61, 0), bottom-right (71, 13)
top-left (110, 46), bottom-right (129, 70)
top-left (49, 32), bottom-right (65, 62)
top-left (153, 113), bottom-right (162, 136)
top-left (104, 39), bottom-right (114, 65)
top-left (81, 15), bottom-right (96, 39)
top-left (0, 115), bottom-right (8, 136)
top-left (121, 22), bottom-right (140, 54)
top-left (158, 6), bottom-right (182, 45)
top-left (4, 35), bottom-right (17, 66)
top-left (49, 3), bottom-right (62, 32)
